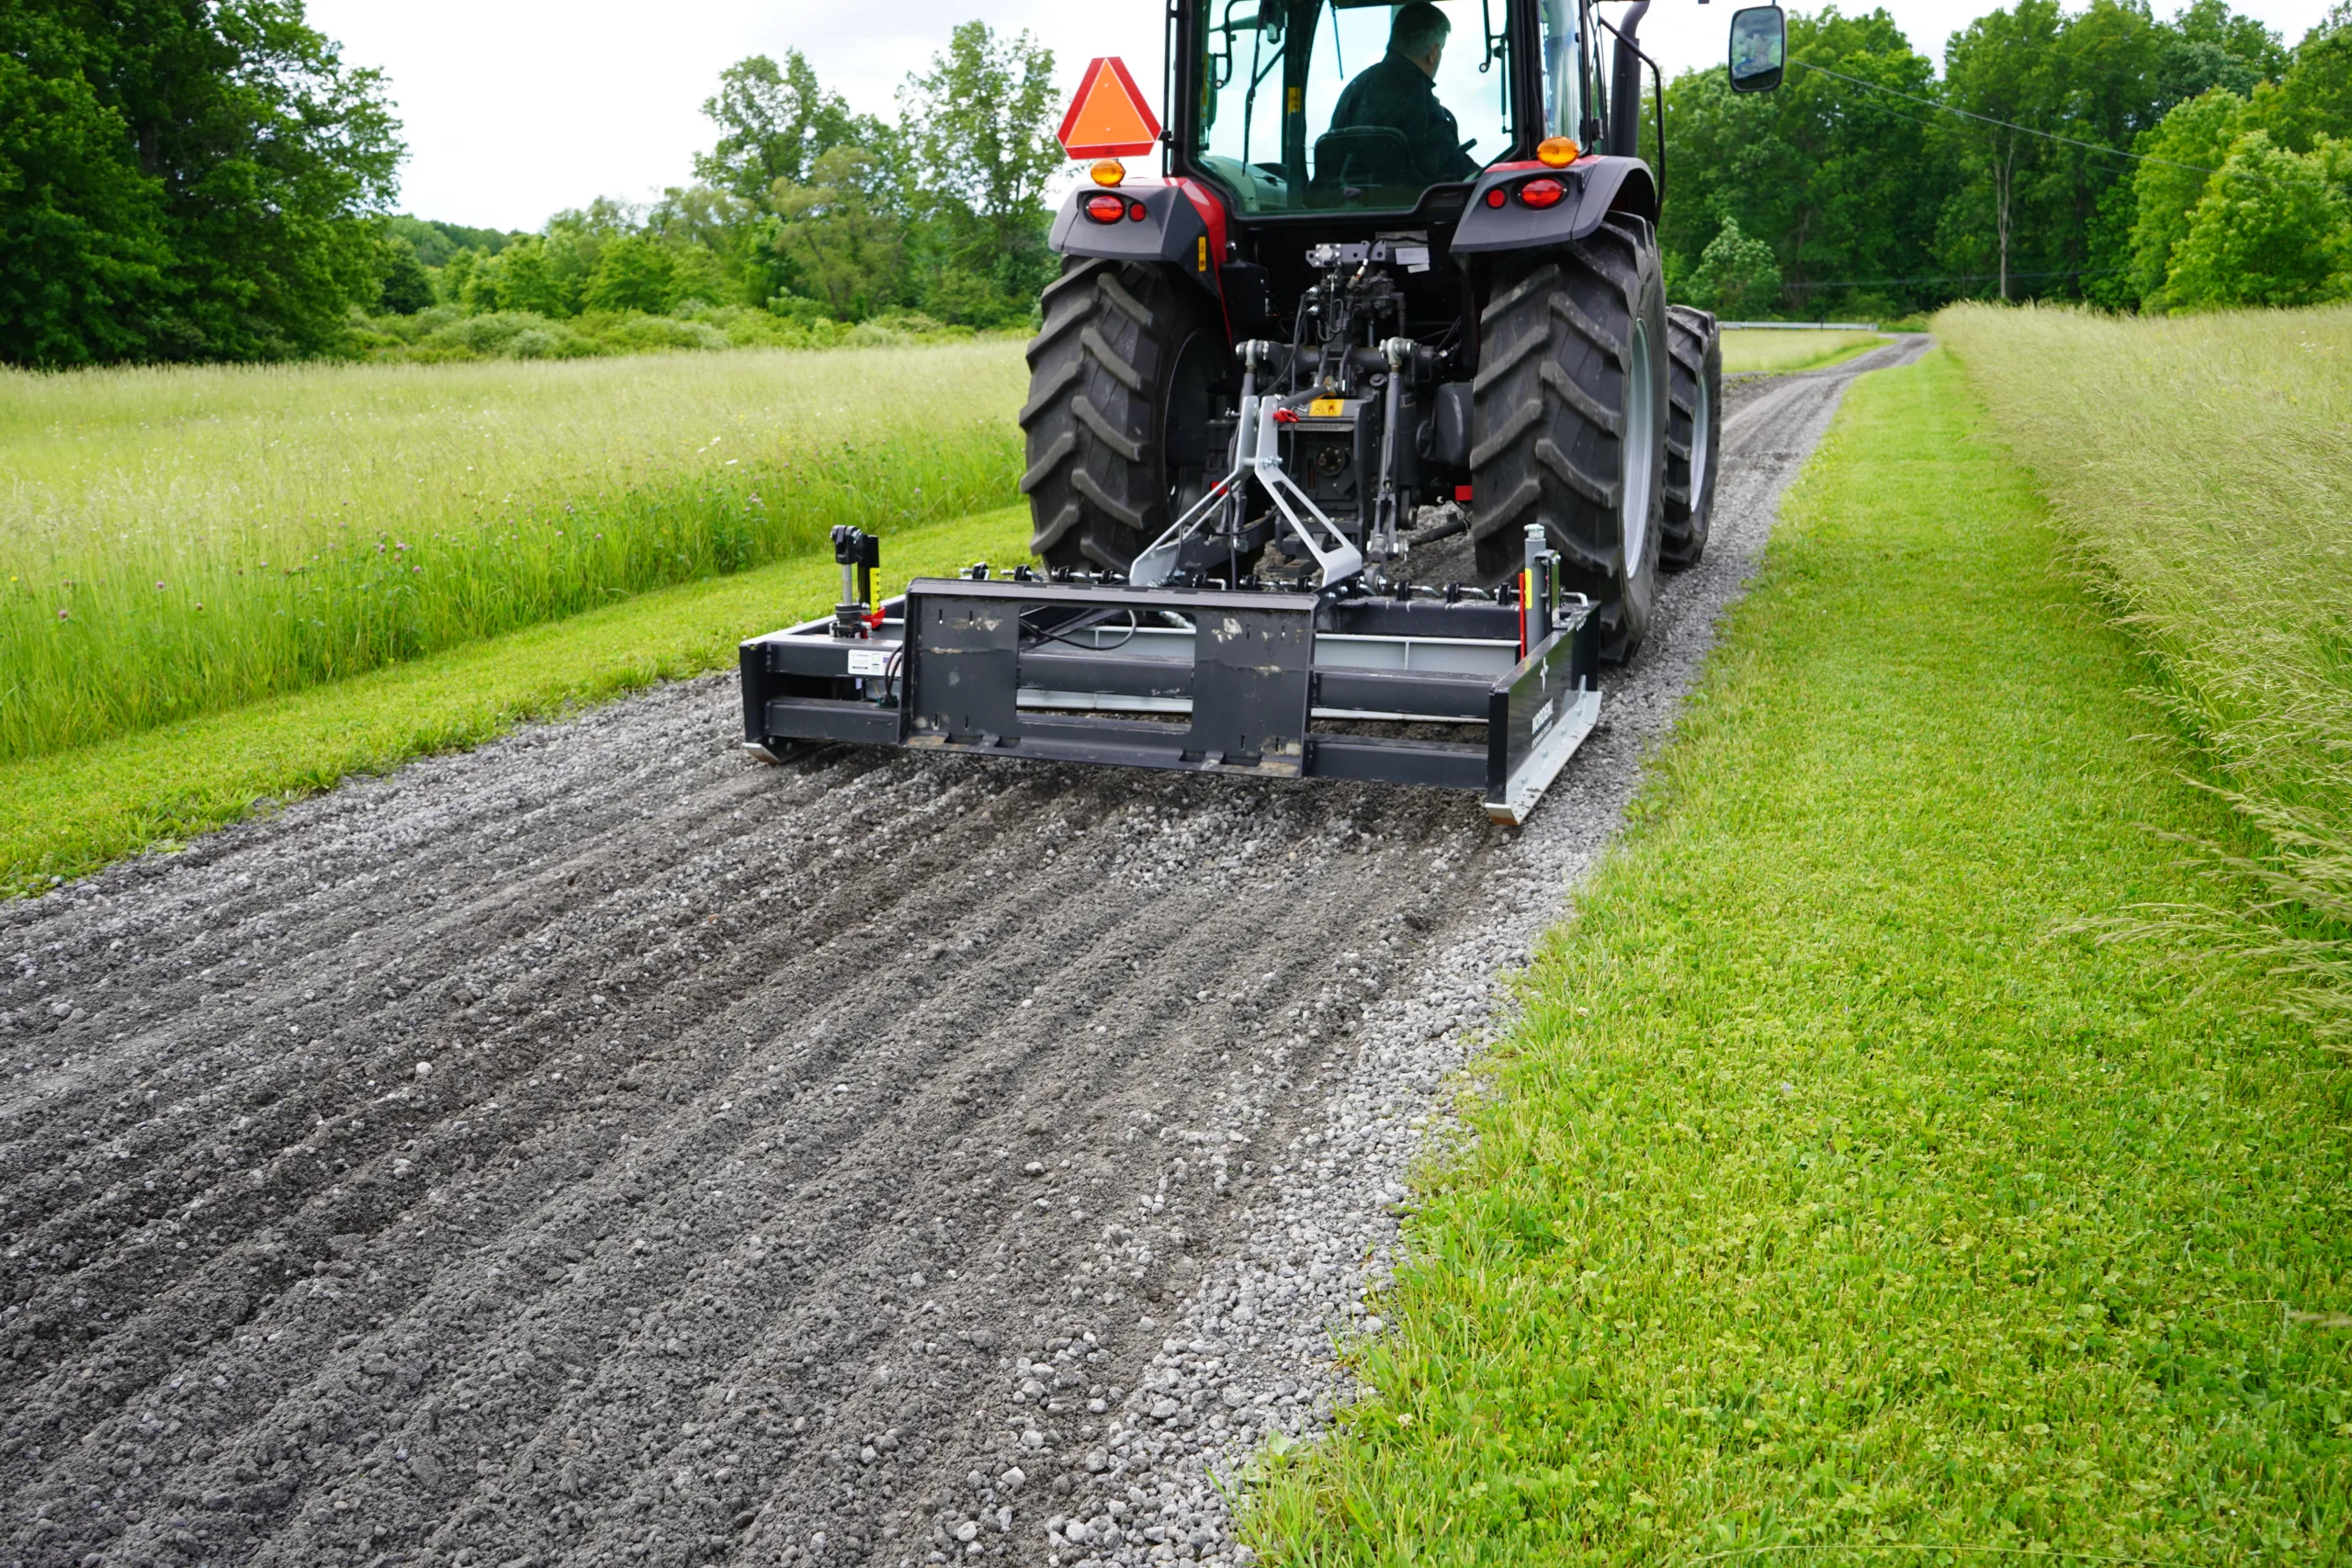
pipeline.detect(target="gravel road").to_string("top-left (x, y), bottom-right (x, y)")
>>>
top-left (0, 337), bottom-right (1927, 1568)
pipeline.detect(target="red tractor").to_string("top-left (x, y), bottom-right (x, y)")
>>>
top-left (741, 0), bottom-right (1786, 820)
top-left (1024, 0), bottom-right (1786, 653)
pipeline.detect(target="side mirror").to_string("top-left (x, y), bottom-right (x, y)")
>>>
top-left (1728, 6), bottom-right (1786, 93)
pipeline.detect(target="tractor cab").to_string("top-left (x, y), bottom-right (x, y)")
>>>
top-left (1191, 0), bottom-right (1596, 217)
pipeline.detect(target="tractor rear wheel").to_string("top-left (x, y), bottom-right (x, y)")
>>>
top-left (1660, 304), bottom-right (1721, 572)
top-left (1021, 258), bottom-right (1229, 572)
top-left (1469, 215), bottom-right (1669, 660)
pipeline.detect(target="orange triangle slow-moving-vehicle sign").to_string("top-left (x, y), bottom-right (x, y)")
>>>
top-left (1057, 57), bottom-right (1162, 159)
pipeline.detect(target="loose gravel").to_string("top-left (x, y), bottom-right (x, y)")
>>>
top-left (0, 339), bottom-right (1924, 1568)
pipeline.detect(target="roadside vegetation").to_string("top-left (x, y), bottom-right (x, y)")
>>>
top-left (1248, 351), bottom-right (2352, 1561)
top-left (0, 343), bottom-right (1023, 761)
top-left (1941, 300), bottom-right (2352, 1043)
top-left (5, 4), bottom-right (1069, 367)
top-left (0, 503), bottom-right (1035, 897)
top-left (1717, 330), bottom-right (1886, 375)
top-left (1653, 0), bottom-right (2352, 321)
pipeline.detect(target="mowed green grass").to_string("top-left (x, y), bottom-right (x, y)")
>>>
top-left (0, 342), bottom-right (1026, 761)
top-left (0, 505), bottom-right (1036, 898)
top-left (1248, 350), bottom-right (2352, 1562)
top-left (1719, 329), bottom-right (1886, 375)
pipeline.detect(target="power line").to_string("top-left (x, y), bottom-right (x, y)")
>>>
top-left (1780, 265), bottom-right (2124, 291)
top-left (1792, 60), bottom-right (2232, 177)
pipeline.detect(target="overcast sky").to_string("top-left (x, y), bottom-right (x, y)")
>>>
top-left (309, 0), bottom-right (2346, 232)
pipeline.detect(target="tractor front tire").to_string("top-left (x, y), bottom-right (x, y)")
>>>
top-left (1469, 214), bottom-right (1670, 660)
top-left (1021, 258), bottom-right (1227, 572)
top-left (1660, 304), bottom-right (1722, 572)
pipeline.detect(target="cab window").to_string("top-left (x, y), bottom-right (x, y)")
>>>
top-left (1193, 0), bottom-right (1515, 214)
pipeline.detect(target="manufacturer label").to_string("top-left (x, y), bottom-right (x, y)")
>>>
top-left (1531, 697), bottom-right (1555, 735)
top-left (1308, 398), bottom-right (1346, 418)
top-left (846, 647), bottom-right (891, 676)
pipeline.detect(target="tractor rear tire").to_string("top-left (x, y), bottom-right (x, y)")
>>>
top-left (1660, 304), bottom-right (1721, 572)
top-left (1021, 258), bottom-right (1228, 572)
top-left (1469, 214), bottom-right (1669, 660)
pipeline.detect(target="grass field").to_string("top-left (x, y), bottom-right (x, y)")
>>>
top-left (1939, 302), bottom-right (2352, 1044)
top-left (0, 342), bottom-right (1026, 762)
top-left (1719, 329), bottom-right (1887, 375)
top-left (1247, 350), bottom-right (2352, 1562)
top-left (0, 504), bottom-right (1036, 897)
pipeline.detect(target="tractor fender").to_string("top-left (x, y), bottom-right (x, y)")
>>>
top-left (1448, 155), bottom-right (1658, 255)
top-left (1047, 181), bottom-right (1222, 296)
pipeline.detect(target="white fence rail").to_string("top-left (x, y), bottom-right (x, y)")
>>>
top-left (1715, 321), bottom-right (1880, 332)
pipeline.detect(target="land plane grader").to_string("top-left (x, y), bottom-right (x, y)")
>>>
top-left (741, 0), bottom-right (1787, 822)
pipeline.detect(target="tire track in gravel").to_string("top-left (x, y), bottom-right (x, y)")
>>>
top-left (0, 335), bottom-right (1927, 1568)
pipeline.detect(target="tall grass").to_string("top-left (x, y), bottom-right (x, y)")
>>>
top-left (1940, 301), bottom-right (2352, 1043)
top-left (0, 343), bottom-right (1026, 761)
top-left (1718, 328), bottom-right (1884, 374)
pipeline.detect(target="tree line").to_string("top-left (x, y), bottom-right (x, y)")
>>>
top-left (17, 0), bottom-right (2352, 367)
top-left (1654, 0), bottom-right (2352, 318)
top-left (381, 28), bottom-right (1068, 342)
top-left (0, 5), bottom-right (1066, 367)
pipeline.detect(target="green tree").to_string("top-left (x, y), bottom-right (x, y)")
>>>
top-left (1687, 217), bottom-right (1784, 315)
top-left (373, 233), bottom-right (434, 314)
top-left (2165, 130), bottom-right (2351, 307)
top-left (1936, 0), bottom-right (2281, 307)
top-left (2125, 86), bottom-right (2249, 307)
top-left (1941, 0), bottom-right (2067, 300)
top-left (696, 51), bottom-right (878, 204)
top-left (0, 0), bottom-right (403, 365)
top-left (899, 22), bottom-right (1062, 320)
top-left (582, 233), bottom-right (681, 314)
top-left (384, 215), bottom-right (514, 268)
top-left (1651, 9), bottom-right (1948, 319)
top-left (462, 236), bottom-right (571, 316)
top-left (0, 29), bottom-right (172, 365)
top-left (770, 146), bottom-right (905, 319)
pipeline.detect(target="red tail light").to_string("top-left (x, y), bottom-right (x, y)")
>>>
top-left (1484, 186), bottom-right (1507, 209)
top-left (1517, 178), bottom-right (1566, 209)
top-left (1128, 200), bottom-right (1148, 220)
top-left (1084, 193), bottom-right (1126, 223)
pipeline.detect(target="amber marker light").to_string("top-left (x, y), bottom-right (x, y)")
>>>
top-left (1536, 136), bottom-right (1579, 167)
top-left (1091, 158), bottom-right (1126, 186)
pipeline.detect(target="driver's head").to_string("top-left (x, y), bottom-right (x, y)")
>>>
top-left (1389, 1), bottom-right (1451, 75)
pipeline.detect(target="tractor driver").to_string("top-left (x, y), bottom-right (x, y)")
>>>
top-left (1328, 1), bottom-right (1481, 185)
